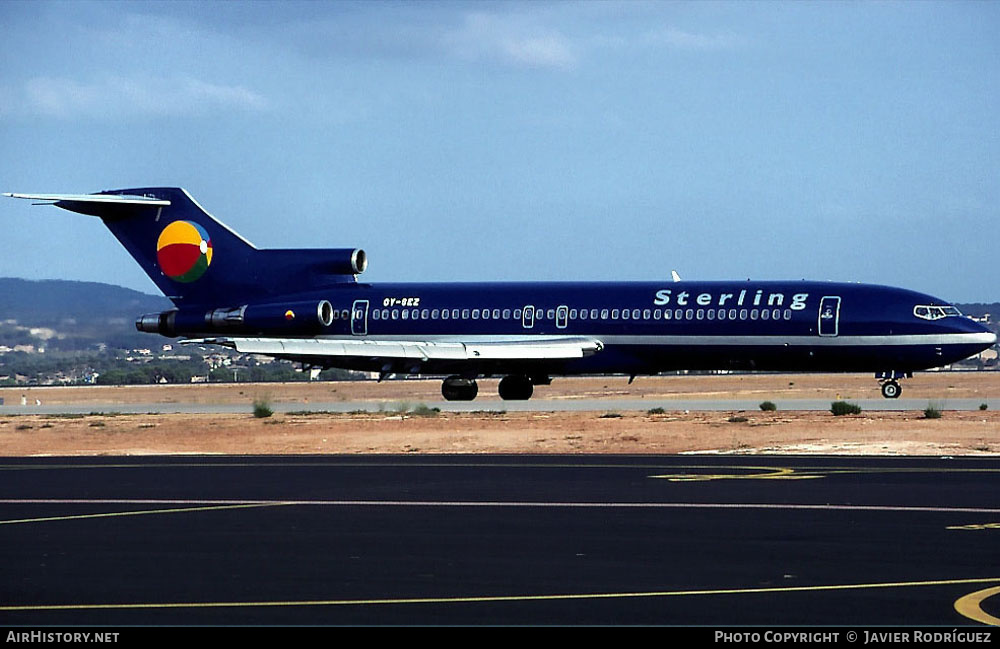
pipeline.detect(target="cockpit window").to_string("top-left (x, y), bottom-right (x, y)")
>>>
top-left (914, 304), bottom-right (962, 320)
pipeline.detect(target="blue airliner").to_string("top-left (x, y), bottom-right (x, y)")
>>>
top-left (5, 187), bottom-right (995, 400)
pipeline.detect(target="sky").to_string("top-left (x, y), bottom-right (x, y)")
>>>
top-left (1, 1), bottom-right (997, 302)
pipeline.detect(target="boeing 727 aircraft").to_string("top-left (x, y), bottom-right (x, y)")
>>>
top-left (5, 187), bottom-right (995, 400)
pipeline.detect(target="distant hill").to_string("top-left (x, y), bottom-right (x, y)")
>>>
top-left (0, 278), bottom-right (171, 351)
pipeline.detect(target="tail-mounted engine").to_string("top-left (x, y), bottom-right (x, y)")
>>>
top-left (136, 299), bottom-right (336, 337)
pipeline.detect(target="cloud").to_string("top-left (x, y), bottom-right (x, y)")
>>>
top-left (21, 75), bottom-right (268, 120)
top-left (444, 12), bottom-right (576, 69)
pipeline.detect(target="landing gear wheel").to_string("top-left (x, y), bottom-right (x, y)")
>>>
top-left (498, 374), bottom-right (534, 400)
top-left (881, 380), bottom-right (901, 399)
top-left (442, 376), bottom-right (479, 401)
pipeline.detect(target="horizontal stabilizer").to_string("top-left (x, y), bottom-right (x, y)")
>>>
top-left (183, 336), bottom-right (604, 361)
top-left (4, 192), bottom-right (171, 206)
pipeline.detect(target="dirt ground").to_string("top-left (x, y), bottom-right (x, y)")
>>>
top-left (0, 373), bottom-right (997, 456)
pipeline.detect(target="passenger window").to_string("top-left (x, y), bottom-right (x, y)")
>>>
top-left (570, 309), bottom-right (578, 319)
top-left (633, 309), bottom-right (641, 319)
top-left (462, 309), bottom-right (470, 319)
top-left (739, 309), bottom-right (747, 320)
top-left (696, 309), bottom-right (704, 320)
top-left (431, 309), bottom-right (439, 319)
top-left (546, 309), bottom-right (555, 320)
top-left (372, 310), bottom-right (380, 320)
top-left (591, 309), bottom-right (599, 319)
top-left (622, 309), bottom-right (629, 320)
top-left (612, 309), bottom-right (620, 319)
top-left (493, 309), bottom-right (500, 319)
top-left (391, 309), bottom-right (399, 320)
top-left (601, 309), bottom-right (609, 319)
top-left (503, 309), bottom-right (511, 319)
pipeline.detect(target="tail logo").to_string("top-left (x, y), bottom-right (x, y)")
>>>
top-left (156, 221), bottom-right (213, 283)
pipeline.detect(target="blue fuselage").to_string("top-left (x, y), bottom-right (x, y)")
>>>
top-left (239, 280), bottom-right (994, 377)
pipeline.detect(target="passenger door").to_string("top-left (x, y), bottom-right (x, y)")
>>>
top-left (818, 296), bottom-right (840, 337)
top-left (351, 299), bottom-right (369, 336)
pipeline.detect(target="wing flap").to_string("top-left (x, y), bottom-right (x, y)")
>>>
top-left (183, 336), bottom-right (603, 361)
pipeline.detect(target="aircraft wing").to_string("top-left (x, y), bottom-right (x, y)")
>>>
top-left (182, 336), bottom-right (604, 361)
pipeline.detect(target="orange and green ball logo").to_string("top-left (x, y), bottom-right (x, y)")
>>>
top-left (156, 221), bottom-right (213, 283)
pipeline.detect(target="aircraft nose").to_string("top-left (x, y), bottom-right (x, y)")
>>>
top-left (960, 317), bottom-right (997, 347)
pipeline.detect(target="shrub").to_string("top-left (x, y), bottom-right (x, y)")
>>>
top-left (980, 403), bottom-right (989, 411)
top-left (923, 405), bottom-right (942, 419)
top-left (599, 412), bottom-right (623, 419)
top-left (728, 416), bottom-right (749, 423)
top-left (759, 401), bottom-right (777, 412)
top-left (830, 401), bottom-right (862, 416)
top-left (252, 399), bottom-right (273, 418)
top-left (411, 404), bottom-right (441, 417)
top-left (647, 407), bottom-right (666, 415)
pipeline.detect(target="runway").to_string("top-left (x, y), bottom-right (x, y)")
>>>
top-left (0, 396), bottom-right (996, 415)
top-left (1, 455), bottom-right (999, 625)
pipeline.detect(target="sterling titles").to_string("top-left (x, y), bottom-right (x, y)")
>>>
top-left (653, 288), bottom-right (810, 310)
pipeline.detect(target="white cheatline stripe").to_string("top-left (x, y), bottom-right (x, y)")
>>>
top-left (315, 332), bottom-right (995, 347)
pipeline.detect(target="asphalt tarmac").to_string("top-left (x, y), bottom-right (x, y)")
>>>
top-left (1, 455), bottom-right (998, 626)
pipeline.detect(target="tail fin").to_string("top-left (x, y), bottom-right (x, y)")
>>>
top-left (5, 187), bottom-right (365, 307)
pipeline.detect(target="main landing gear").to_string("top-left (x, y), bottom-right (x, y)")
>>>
top-left (441, 374), bottom-right (542, 401)
top-left (441, 375), bottom-right (478, 401)
top-left (876, 371), bottom-right (912, 399)
top-left (498, 374), bottom-right (533, 400)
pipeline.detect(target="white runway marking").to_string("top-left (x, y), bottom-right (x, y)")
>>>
top-left (3, 498), bottom-right (1000, 514)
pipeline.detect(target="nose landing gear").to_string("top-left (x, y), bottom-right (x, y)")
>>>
top-left (880, 380), bottom-right (901, 399)
top-left (876, 371), bottom-right (911, 399)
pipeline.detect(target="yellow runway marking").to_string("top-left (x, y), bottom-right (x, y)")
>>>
top-left (947, 523), bottom-right (1000, 531)
top-left (2, 577), bottom-right (997, 612)
top-left (0, 502), bottom-right (287, 526)
top-left (955, 586), bottom-right (1000, 626)
top-left (651, 467), bottom-right (824, 481)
